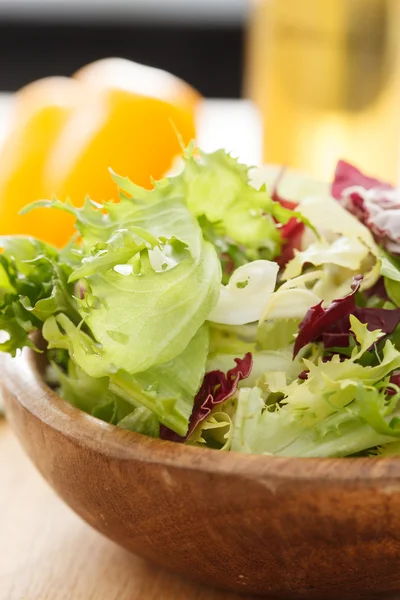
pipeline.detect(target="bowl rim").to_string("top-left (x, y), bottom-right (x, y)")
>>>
top-left (3, 347), bottom-right (400, 483)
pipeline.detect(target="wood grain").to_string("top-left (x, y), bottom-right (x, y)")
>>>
top-left (4, 349), bottom-right (400, 598)
top-left (0, 420), bottom-right (254, 600)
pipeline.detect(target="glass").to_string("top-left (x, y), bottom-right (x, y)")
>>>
top-left (245, 0), bottom-right (400, 183)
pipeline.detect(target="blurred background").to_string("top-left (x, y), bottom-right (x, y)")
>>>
top-left (0, 0), bottom-right (400, 212)
top-left (0, 0), bottom-right (247, 97)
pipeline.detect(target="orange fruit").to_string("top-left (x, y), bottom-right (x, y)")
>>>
top-left (0, 77), bottom-right (80, 246)
top-left (0, 59), bottom-right (200, 247)
top-left (47, 58), bottom-right (200, 202)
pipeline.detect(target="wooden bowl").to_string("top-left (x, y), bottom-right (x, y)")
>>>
top-left (3, 348), bottom-right (400, 599)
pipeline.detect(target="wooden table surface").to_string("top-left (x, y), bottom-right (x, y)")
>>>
top-left (0, 419), bottom-right (256, 600)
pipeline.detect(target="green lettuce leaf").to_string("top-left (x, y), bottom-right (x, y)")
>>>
top-left (197, 215), bottom-right (248, 285)
top-left (53, 359), bottom-right (129, 417)
top-left (32, 176), bottom-right (221, 378)
top-left (380, 253), bottom-right (400, 282)
top-left (110, 324), bottom-right (209, 435)
top-left (181, 150), bottom-right (281, 257)
top-left (380, 252), bottom-right (400, 307)
top-left (110, 148), bottom-right (292, 258)
top-left (79, 241), bottom-right (218, 378)
top-left (209, 323), bottom-right (257, 356)
top-left (377, 440), bottom-right (400, 456)
top-left (117, 407), bottom-right (160, 437)
top-left (171, 149), bottom-right (314, 269)
top-left (44, 314), bottom-right (209, 435)
top-left (53, 357), bottom-right (160, 436)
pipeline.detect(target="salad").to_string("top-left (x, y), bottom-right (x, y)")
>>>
top-left (2, 146), bottom-right (400, 457)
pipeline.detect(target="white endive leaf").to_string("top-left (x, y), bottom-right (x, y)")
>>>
top-left (249, 165), bottom-right (330, 202)
top-left (296, 194), bottom-right (377, 252)
top-left (208, 260), bottom-right (279, 325)
top-left (283, 194), bottom-right (380, 294)
top-left (262, 288), bottom-right (322, 322)
top-left (284, 235), bottom-right (369, 280)
top-left (261, 271), bottom-right (322, 322)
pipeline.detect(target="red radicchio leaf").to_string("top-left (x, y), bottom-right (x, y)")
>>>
top-left (322, 328), bottom-right (353, 349)
top-left (271, 169), bottom-right (305, 267)
top-left (293, 276), bottom-right (362, 357)
top-left (332, 160), bottom-right (400, 254)
top-left (278, 215), bottom-right (305, 268)
top-left (160, 352), bottom-right (253, 443)
top-left (298, 369), bottom-right (309, 380)
top-left (332, 160), bottom-right (392, 199)
top-left (388, 373), bottom-right (400, 395)
top-left (323, 307), bottom-right (400, 349)
top-left (363, 277), bottom-right (389, 301)
top-left (294, 275), bottom-right (400, 357)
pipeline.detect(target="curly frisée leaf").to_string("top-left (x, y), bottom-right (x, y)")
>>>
top-left (21, 197), bottom-right (114, 248)
top-left (0, 236), bottom-right (80, 355)
top-left (232, 318), bottom-right (400, 457)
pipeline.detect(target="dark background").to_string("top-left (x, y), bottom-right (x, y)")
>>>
top-left (0, 20), bottom-right (244, 97)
